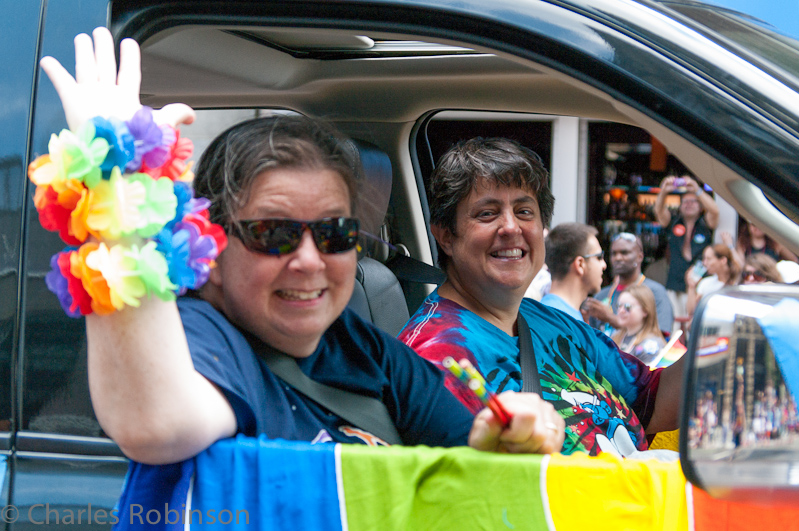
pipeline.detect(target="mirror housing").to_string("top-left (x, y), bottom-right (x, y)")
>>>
top-left (680, 284), bottom-right (799, 504)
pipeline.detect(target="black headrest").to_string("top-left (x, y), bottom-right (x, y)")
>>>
top-left (349, 139), bottom-right (392, 235)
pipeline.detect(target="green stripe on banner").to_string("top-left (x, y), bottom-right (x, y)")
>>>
top-left (340, 445), bottom-right (549, 531)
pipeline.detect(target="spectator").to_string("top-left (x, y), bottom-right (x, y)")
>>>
top-left (398, 137), bottom-right (685, 457)
top-left (524, 228), bottom-right (551, 300)
top-left (540, 223), bottom-right (606, 320)
top-left (742, 253), bottom-right (783, 284)
top-left (583, 232), bottom-right (673, 337)
top-left (733, 218), bottom-right (798, 267)
top-left (654, 175), bottom-right (719, 329)
top-left (611, 285), bottom-right (666, 366)
top-left (685, 243), bottom-right (740, 316)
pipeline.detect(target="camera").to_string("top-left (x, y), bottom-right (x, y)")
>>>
top-left (673, 177), bottom-right (686, 187)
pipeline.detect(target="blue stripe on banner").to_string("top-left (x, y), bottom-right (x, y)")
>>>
top-left (190, 435), bottom-right (343, 530)
top-left (113, 459), bottom-right (196, 530)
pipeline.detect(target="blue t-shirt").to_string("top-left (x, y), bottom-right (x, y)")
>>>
top-left (399, 290), bottom-right (661, 456)
top-left (180, 297), bottom-right (473, 447)
top-left (540, 293), bottom-right (583, 320)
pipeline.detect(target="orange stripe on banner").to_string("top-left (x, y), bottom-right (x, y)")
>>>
top-left (691, 485), bottom-right (799, 531)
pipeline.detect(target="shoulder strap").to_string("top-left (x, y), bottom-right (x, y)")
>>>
top-left (385, 253), bottom-right (446, 285)
top-left (248, 337), bottom-right (403, 445)
top-left (517, 313), bottom-right (542, 395)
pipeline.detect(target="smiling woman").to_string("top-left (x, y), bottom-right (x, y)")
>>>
top-left (399, 137), bottom-right (680, 457)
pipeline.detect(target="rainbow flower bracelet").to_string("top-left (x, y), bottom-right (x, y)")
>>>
top-left (28, 106), bottom-right (227, 317)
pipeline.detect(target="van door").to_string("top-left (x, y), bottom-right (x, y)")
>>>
top-left (10, 1), bottom-right (130, 529)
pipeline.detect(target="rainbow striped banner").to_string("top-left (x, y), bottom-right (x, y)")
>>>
top-left (116, 435), bottom-right (799, 530)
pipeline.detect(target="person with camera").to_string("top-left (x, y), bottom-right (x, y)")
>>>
top-left (653, 175), bottom-right (719, 333)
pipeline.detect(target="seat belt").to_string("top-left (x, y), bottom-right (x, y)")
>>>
top-left (361, 230), bottom-right (446, 286)
top-left (385, 253), bottom-right (446, 285)
top-left (517, 313), bottom-right (542, 395)
top-left (247, 335), bottom-right (403, 445)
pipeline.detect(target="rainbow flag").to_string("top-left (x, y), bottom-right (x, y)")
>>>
top-left (115, 435), bottom-right (799, 530)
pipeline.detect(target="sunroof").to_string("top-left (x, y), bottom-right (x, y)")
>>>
top-left (228, 29), bottom-right (478, 59)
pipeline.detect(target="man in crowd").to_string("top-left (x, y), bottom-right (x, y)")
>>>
top-left (541, 223), bottom-right (606, 321)
top-left (583, 232), bottom-right (674, 337)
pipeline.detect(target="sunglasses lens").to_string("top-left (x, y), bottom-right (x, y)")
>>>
top-left (238, 218), bottom-right (359, 255)
top-left (744, 271), bottom-right (764, 282)
top-left (312, 218), bottom-right (360, 253)
top-left (242, 220), bottom-right (303, 255)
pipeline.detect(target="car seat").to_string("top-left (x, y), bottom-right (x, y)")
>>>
top-left (346, 139), bottom-right (412, 336)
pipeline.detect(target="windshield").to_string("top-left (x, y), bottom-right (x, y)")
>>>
top-left (657, 1), bottom-right (799, 91)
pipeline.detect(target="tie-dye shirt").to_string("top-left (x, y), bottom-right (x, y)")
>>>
top-left (398, 290), bottom-right (662, 456)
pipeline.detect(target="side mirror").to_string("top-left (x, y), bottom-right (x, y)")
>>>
top-left (680, 284), bottom-right (799, 504)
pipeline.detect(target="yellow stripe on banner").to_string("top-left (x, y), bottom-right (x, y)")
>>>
top-left (545, 453), bottom-right (689, 531)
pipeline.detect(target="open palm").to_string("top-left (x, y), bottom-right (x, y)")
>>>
top-left (40, 27), bottom-right (193, 131)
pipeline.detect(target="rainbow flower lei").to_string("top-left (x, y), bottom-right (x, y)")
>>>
top-left (29, 106), bottom-right (227, 317)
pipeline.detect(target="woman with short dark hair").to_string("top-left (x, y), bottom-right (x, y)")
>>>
top-left (399, 137), bottom-right (684, 457)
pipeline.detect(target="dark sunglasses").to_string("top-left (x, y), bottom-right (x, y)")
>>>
top-left (743, 270), bottom-right (766, 282)
top-left (234, 217), bottom-right (359, 255)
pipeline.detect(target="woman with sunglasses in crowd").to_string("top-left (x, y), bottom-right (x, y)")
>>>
top-left (685, 243), bottom-right (741, 316)
top-left (733, 218), bottom-right (798, 267)
top-left (742, 253), bottom-right (783, 284)
top-left (611, 285), bottom-right (666, 366)
top-left (35, 28), bottom-right (565, 513)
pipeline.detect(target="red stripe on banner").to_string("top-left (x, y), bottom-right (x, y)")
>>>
top-left (691, 485), bottom-right (799, 531)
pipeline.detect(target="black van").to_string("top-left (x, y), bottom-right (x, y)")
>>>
top-left (2, 1), bottom-right (799, 528)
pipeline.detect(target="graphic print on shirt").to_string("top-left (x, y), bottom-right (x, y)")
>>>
top-left (537, 334), bottom-right (645, 456)
top-left (339, 426), bottom-right (390, 446)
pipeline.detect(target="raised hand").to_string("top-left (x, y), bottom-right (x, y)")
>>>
top-left (659, 175), bottom-right (676, 194)
top-left (40, 27), bottom-right (194, 130)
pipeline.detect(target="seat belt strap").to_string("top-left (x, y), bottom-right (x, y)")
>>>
top-left (385, 253), bottom-right (446, 285)
top-left (248, 336), bottom-right (403, 445)
top-left (517, 313), bottom-right (542, 395)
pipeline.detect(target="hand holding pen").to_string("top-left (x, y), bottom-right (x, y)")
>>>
top-left (444, 356), bottom-right (566, 454)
